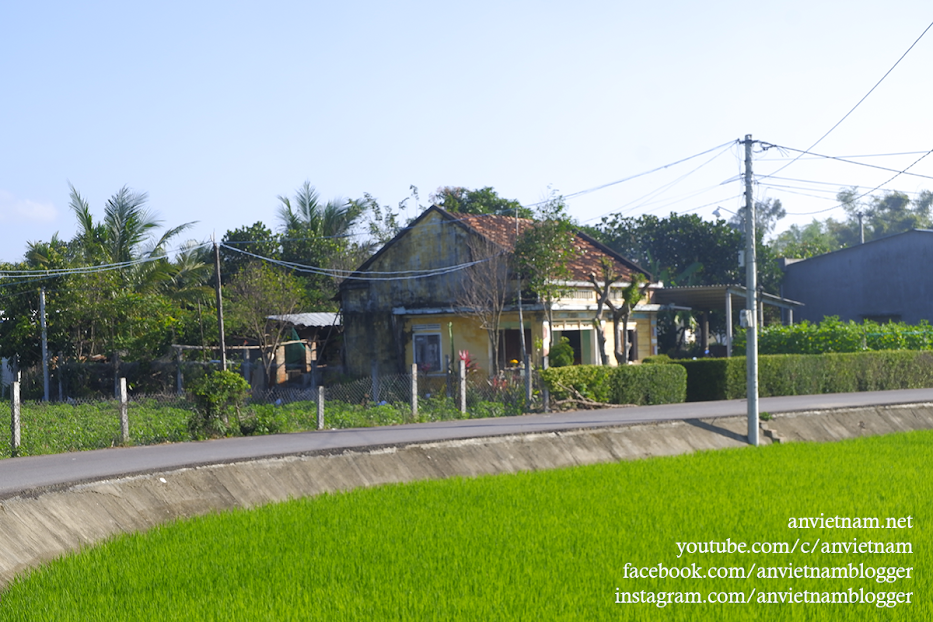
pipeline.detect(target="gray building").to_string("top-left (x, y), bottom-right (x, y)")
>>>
top-left (781, 229), bottom-right (933, 324)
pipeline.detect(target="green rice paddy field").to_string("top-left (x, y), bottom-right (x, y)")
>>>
top-left (0, 431), bottom-right (929, 620)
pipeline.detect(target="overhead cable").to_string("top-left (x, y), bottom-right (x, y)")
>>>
top-left (219, 243), bottom-right (499, 281)
top-left (760, 18), bottom-right (933, 180)
top-left (759, 143), bottom-right (933, 181)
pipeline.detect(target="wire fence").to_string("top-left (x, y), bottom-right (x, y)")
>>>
top-left (4, 366), bottom-right (544, 459)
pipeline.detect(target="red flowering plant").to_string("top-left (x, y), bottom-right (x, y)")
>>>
top-left (458, 350), bottom-right (480, 375)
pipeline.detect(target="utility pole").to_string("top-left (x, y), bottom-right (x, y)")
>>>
top-left (515, 208), bottom-right (527, 363)
top-left (857, 211), bottom-right (865, 244)
top-left (743, 135), bottom-right (759, 446)
top-left (40, 288), bottom-right (49, 402)
top-left (213, 239), bottom-right (228, 371)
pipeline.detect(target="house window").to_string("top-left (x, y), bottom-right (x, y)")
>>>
top-left (498, 328), bottom-right (532, 368)
top-left (413, 333), bottom-right (443, 372)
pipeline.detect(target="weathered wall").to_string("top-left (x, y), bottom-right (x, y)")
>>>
top-left (782, 229), bottom-right (933, 324)
top-left (406, 315), bottom-right (491, 374)
top-left (341, 211), bottom-right (484, 377)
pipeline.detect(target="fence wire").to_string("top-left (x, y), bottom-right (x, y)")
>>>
top-left (4, 368), bottom-right (544, 459)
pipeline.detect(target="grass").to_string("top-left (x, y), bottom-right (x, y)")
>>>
top-left (0, 395), bottom-right (524, 459)
top-left (0, 430), bottom-right (928, 620)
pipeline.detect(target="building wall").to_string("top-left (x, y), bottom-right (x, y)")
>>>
top-left (782, 230), bottom-right (933, 324)
top-left (405, 315), bottom-right (490, 375)
top-left (341, 209), bottom-right (660, 377)
top-left (341, 211), bottom-right (481, 377)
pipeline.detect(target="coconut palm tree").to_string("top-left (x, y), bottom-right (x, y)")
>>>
top-left (277, 181), bottom-right (366, 302)
top-left (276, 181), bottom-right (362, 241)
top-left (68, 184), bottom-right (195, 288)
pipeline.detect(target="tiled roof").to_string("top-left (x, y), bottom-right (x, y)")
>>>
top-left (457, 213), bottom-right (649, 283)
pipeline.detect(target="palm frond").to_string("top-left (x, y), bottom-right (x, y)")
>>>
top-left (148, 221), bottom-right (197, 257)
top-left (103, 186), bottom-right (157, 264)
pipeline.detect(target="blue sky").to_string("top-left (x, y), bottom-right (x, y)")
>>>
top-left (2, 1), bottom-right (931, 263)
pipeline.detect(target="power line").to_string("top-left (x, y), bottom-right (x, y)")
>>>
top-left (841, 149), bottom-right (933, 207)
top-left (760, 143), bottom-right (933, 181)
top-left (219, 243), bottom-right (498, 281)
top-left (0, 241), bottom-right (213, 279)
top-left (581, 142), bottom-right (737, 222)
top-left (760, 150), bottom-right (931, 161)
top-left (531, 140), bottom-right (738, 207)
top-left (760, 18), bottom-right (933, 181)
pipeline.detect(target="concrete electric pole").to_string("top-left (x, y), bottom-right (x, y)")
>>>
top-left (743, 135), bottom-right (759, 446)
top-left (213, 240), bottom-right (228, 371)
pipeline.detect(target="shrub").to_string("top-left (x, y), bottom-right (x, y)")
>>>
top-left (540, 364), bottom-right (686, 406)
top-left (676, 358), bottom-right (745, 402)
top-left (186, 370), bottom-right (251, 438)
top-left (548, 337), bottom-right (574, 367)
top-left (732, 316), bottom-right (933, 355)
top-left (640, 354), bottom-right (672, 365)
top-left (675, 350), bottom-right (933, 401)
top-left (540, 365), bottom-right (615, 402)
top-left (238, 404), bottom-right (285, 436)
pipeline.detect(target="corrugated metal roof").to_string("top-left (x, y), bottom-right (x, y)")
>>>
top-left (653, 285), bottom-right (803, 311)
top-left (267, 312), bottom-right (341, 327)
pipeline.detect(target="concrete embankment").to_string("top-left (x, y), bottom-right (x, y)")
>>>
top-left (1, 402), bottom-right (932, 588)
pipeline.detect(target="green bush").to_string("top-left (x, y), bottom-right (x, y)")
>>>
top-left (732, 316), bottom-right (933, 355)
top-left (186, 370), bottom-right (251, 438)
top-left (676, 350), bottom-right (933, 401)
top-left (540, 366), bottom-right (616, 403)
top-left (540, 364), bottom-right (686, 406)
top-left (640, 354), bottom-right (672, 365)
top-left (548, 337), bottom-right (574, 367)
top-left (238, 404), bottom-right (286, 436)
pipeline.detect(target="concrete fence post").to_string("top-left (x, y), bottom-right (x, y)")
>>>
top-left (371, 360), bottom-right (379, 403)
top-left (317, 386), bottom-right (324, 431)
top-left (10, 381), bottom-right (20, 456)
top-left (459, 359), bottom-right (467, 414)
top-left (119, 377), bottom-right (129, 444)
top-left (113, 352), bottom-right (121, 398)
top-left (176, 347), bottom-right (184, 395)
top-left (411, 363), bottom-right (418, 420)
top-left (524, 354), bottom-right (532, 405)
top-left (58, 351), bottom-right (64, 402)
top-left (445, 355), bottom-right (451, 398)
top-left (542, 354), bottom-right (550, 413)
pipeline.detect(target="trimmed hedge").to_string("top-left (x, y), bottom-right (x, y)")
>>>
top-left (676, 350), bottom-right (933, 401)
top-left (732, 317), bottom-right (933, 355)
top-left (540, 364), bottom-right (686, 406)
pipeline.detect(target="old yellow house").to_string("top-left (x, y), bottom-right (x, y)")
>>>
top-left (339, 206), bottom-right (662, 378)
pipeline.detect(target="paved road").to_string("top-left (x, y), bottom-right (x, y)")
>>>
top-left (2, 388), bottom-right (932, 499)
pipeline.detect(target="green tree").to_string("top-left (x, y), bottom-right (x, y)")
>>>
top-left (220, 221), bottom-right (282, 276)
top-left (278, 181), bottom-right (364, 307)
top-left (350, 190), bottom-right (414, 246)
top-left (596, 212), bottom-right (743, 287)
top-left (776, 188), bottom-right (933, 259)
top-left (0, 186), bottom-right (204, 364)
top-left (225, 263), bottom-right (308, 386)
top-left (514, 191), bottom-right (580, 348)
top-left (68, 184), bottom-right (194, 288)
top-left (587, 257), bottom-right (622, 366)
top-left (727, 198), bottom-right (786, 239)
top-left (772, 220), bottom-right (841, 258)
top-left (595, 210), bottom-right (786, 354)
top-left (430, 186), bottom-right (532, 218)
top-left (611, 273), bottom-right (650, 366)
